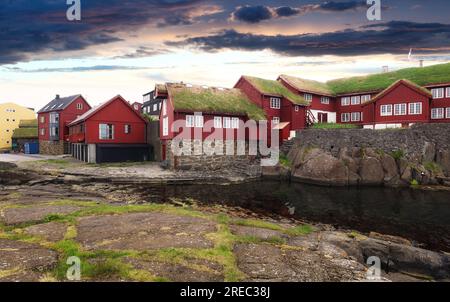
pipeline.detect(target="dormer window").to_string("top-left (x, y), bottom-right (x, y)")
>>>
top-left (77, 103), bottom-right (83, 110)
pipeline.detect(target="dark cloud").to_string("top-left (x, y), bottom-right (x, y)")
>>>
top-left (0, 0), bottom-right (207, 65)
top-left (231, 5), bottom-right (273, 23)
top-left (230, 1), bottom-right (369, 24)
top-left (114, 47), bottom-right (169, 59)
top-left (167, 21), bottom-right (450, 56)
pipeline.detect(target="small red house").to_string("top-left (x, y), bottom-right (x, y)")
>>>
top-left (67, 95), bottom-right (150, 163)
top-left (38, 94), bottom-right (91, 155)
top-left (157, 82), bottom-right (266, 164)
top-left (235, 76), bottom-right (310, 143)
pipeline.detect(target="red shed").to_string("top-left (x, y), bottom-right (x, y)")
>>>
top-left (67, 95), bottom-right (150, 163)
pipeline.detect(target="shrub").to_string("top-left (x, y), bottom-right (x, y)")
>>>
top-left (391, 149), bottom-right (405, 160)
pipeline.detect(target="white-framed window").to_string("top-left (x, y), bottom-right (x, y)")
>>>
top-left (361, 95), bottom-right (371, 103)
top-left (294, 105), bottom-right (299, 112)
top-left (341, 113), bottom-right (350, 122)
top-left (214, 117), bottom-right (222, 128)
top-left (432, 88), bottom-right (444, 99)
top-left (380, 104), bottom-right (393, 116)
top-left (153, 104), bottom-right (157, 111)
top-left (194, 115), bottom-right (204, 128)
top-left (231, 117), bottom-right (239, 129)
top-left (40, 128), bottom-right (45, 136)
top-left (186, 115), bottom-right (194, 128)
top-left (394, 103), bottom-right (407, 116)
top-left (431, 108), bottom-right (444, 119)
top-left (446, 87), bottom-right (450, 98)
top-left (351, 96), bottom-right (361, 105)
top-left (272, 117), bottom-right (280, 125)
top-left (162, 117), bottom-right (168, 136)
top-left (99, 124), bottom-right (114, 140)
top-left (162, 100), bottom-right (167, 116)
top-left (409, 102), bottom-right (422, 115)
top-left (76, 103), bottom-right (83, 110)
top-left (50, 112), bottom-right (59, 124)
top-left (320, 97), bottom-right (330, 104)
top-left (223, 117), bottom-right (231, 129)
top-left (270, 97), bottom-right (281, 109)
top-left (40, 116), bottom-right (45, 123)
top-left (446, 107), bottom-right (450, 118)
top-left (304, 94), bottom-right (313, 102)
top-left (341, 97), bottom-right (350, 106)
top-left (351, 112), bottom-right (361, 122)
top-left (124, 124), bottom-right (131, 134)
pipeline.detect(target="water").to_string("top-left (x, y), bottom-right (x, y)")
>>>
top-left (134, 180), bottom-right (450, 252)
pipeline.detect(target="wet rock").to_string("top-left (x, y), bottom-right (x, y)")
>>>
top-left (0, 205), bottom-right (82, 225)
top-left (369, 232), bottom-right (412, 246)
top-left (381, 155), bottom-right (399, 184)
top-left (24, 222), bottom-right (68, 242)
top-left (261, 166), bottom-right (290, 181)
top-left (359, 157), bottom-right (384, 185)
top-left (76, 212), bottom-right (216, 251)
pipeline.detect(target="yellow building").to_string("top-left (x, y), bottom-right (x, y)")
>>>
top-left (0, 103), bottom-right (36, 150)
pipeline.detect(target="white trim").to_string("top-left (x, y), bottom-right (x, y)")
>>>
top-left (186, 115), bottom-right (194, 128)
top-left (432, 88), bottom-right (444, 99)
top-left (361, 95), bottom-right (371, 103)
top-left (272, 117), bottom-right (280, 125)
top-left (446, 107), bottom-right (450, 119)
top-left (270, 97), bottom-right (281, 109)
top-left (231, 117), bottom-right (239, 129)
top-left (341, 97), bottom-right (350, 106)
top-left (310, 110), bottom-right (337, 123)
top-left (341, 113), bottom-right (350, 122)
top-left (380, 104), bottom-right (393, 116)
top-left (351, 96), bottom-right (361, 105)
top-left (320, 97), bottom-right (329, 104)
top-left (223, 117), bottom-right (231, 129)
top-left (351, 112), bottom-right (361, 122)
top-left (214, 117), bottom-right (222, 128)
top-left (304, 94), bottom-right (313, 102)
top-left (408, 102), bottom-right (422, 115)
top-left (194, 115), bottom-right (204, 128)
top-left (431, 108), bottom-right (444, 119)
top-left (162, 117), bottom-right (169, 136)
top-left (446, 87), bottom-right (450, 98)
top-left (294, 105), bottom-right (299, 112)
top-left (394, 103), bottom-right (407, 116)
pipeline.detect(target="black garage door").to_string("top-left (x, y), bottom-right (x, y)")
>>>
top-left (96, 144), bottom-right (153, 163)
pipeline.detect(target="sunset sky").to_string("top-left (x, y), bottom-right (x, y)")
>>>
top-left (1, 0), bottom-right (450, 110)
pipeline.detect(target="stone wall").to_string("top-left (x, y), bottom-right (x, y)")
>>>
top-left (166, 139), bottom-right (262, 177)
top-left (39, 140), bottom-right (68, 155)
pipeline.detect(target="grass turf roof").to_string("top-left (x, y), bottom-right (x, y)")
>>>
top-left (327, 63), bottom-right (450, 95)
top-left (168, 84), bottom-right (267, 120)
top-left (19, 119), bottom-right (38, 128)
top-left (279, 74), bottom-right (333, 96)
top-left (12, 127), bottom-right (38, 139)
top-left (243, 76), bottom-right (309, 105)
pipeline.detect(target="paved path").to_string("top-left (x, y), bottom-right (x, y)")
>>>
top-left (0, 153), bottom-right (55, 163)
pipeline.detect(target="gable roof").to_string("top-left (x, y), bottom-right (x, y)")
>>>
top-left (278, 74), bottom-right (334, 96)
top-left (165, 83), bottom-right (266, 120)
top-left (38, 95), bottom-right (84, 113)
top-left (364, 79), bottom-right (432, 105)
top-left (241, 76), bottom-right (309, 106)
top-left (68, 95), bottom-right (147, 126)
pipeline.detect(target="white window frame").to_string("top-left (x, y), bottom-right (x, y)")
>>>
top-left (446, 87), bottom-right (450, 98)
top-left (394, 103), bottom-right (407, 116)
top-left (162, 100), bottom-right (167, 116)
top-left (361, 95), bottom-right (371, 103)
top-left (351, 112), bottom-right (361, 122)
top-left (186, 115), bottom-right (194, 128)
top-left (380, 105), bottom-right (393, 116)
top-left (446, 107), bottom-right (450, 119)
top-left (431, 108), bottom-right (444, 119)
top-left (124, 124), bottom-right (131, 134)
top-left (409, 102), bottom-right (422, 115)
top-left (272, 117), bottom-right (280, 125)
top-left (223, 117), bottom-right (231, 129)
top-left (40, 116), bottom-right (45, 123)
top-left (231, 117), bottom-right (239, 129)
top-left (76, 103), bottom-right (83, 110)
top-left (320, 97), bottom-right (329, 104)
top-left (162, 117), bottom-right (169, 136)
top-left (153, 104), bottom-right (157, 111)
top-left (304, 94), bottom-right (313, 102)
top-left (40, 128), bottom-right (45, 136)
top-left (294, 105), bottom-right (299, 112)
top-left (351, 96), bottom-right (361, 105)
top-left (214, 117), bottom-right (222, 129)
top-left (341, 97), bottom-right (350, 106)
top-left (432, 88), bottom-right (444, 99)
top-left (99, 124), bottom-right (114, 140)
top-left (341, 113), bottom-right (350, 123)
top-left (270, 97), bottom-right (281, 109)
top-left (194, 115), bottom-right (204, 128)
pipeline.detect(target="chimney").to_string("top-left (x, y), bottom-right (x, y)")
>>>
top-left (382, 66), bottom-right (389, 73)
top-left (419, 60), bottom-right (424, 68)
top-left (56, 94), bottom-right (60, 99)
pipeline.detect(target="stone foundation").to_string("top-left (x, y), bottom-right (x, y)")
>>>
top-left (39, 140), bottom-right (68, 155)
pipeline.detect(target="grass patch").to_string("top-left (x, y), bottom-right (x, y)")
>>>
top-left (391, 149), bottom-right (405, 160)
top-left (312, 123), bottom-right (359, 129)
top-left (233, 218), bottom-right (314, 236)
top-left (279, 154), bottom-right (291, 168)
top-left (424, 161), bottom-right (442, 174)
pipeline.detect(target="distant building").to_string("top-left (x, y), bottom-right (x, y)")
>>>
top-left (37, 94), bottom-right (91, 155)
top-left (12, 119), bottom-right (38, 152)
top-left (142, 87), bottom-right (166, 118)
top-left (0, 103), bottom-right (36, 150)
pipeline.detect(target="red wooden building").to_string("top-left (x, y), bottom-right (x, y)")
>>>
top-left (38, 94), bottom-right (91, 155)
top-left (67, 95), bottom-right (150, 163)
top-left (157, 82), bottom-right (266, 163)
top-left (234, 76), bottom-right (310, 143)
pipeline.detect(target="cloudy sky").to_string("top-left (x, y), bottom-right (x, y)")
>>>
top-left (1, 0), bottom-right (450, 110)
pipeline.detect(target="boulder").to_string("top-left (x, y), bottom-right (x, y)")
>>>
top-left (437, 150), bottom-right (450, 176)
top-left (359, 157), bottom-right (384, 185)
top-left (292, 149), bottom-right (349, 186)
top-left (381, 155), bottom-right (399, 184)
top-left (422, 142), bottom-right (436, 163)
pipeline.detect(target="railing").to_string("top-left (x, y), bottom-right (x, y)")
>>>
top-left (306, 110), bottom-right (316, 127)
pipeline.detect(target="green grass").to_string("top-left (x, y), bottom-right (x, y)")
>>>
top-left (312, 123), bottom-right (359, 129)
top-left (279, 154), bottom-right (291, 168)
top-left (39, 159), bottom-right (72, 166)
top-left (244, 76), bottom-right (309, 105)
top-left (11, 127), bottom-right (38, 139)
top-left (391, 149), bottom-right (405, 160)
top-left (424, 162), bottom-right (442, 174)
top-left (18, 119), bottom-right (38, 128)
top-left (280, 74), bottom-right (333, 96)
top-left (171, 85), bottom-right (266, 120)
top-left (327, 63), bottom-right (450, 95)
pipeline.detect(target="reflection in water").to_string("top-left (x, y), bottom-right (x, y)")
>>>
top-left (134, 181), bottom-right (450, 252)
